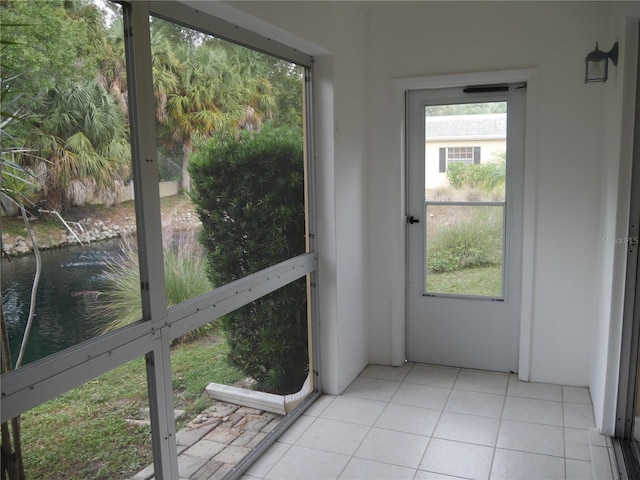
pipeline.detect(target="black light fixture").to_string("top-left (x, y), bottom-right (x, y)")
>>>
top-left (584, 41), bottom-right (619, 83)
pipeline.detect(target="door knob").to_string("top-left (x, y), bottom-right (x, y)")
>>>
top-left (407, 216), bottom-right (420, 224)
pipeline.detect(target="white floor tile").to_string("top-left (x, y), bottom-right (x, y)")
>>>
top-left (404, 364), bottom-right (460, 388)
top-left (319, 395), bottom-right (387, 426)
top-left (374, 403), bottom-right (441, 436)
top-left (565, 427), bottom-right (591, 461)
top-left (296, 418), bottom-right (370, 456)
top-left (563, 386), bottom-right (592, 405)
top-left (338, 457), bottom-right (416, 479)
top-left (444, 389), bottom-right (504, 418)
top-left (277, 415), bottom-right (314, 444)
top-left (433, 411), bottom-right (500, 446)
top-left (391, 383), bottom-right (451, 410)
top-left (230, 365), bottom-right (603, 480)
top-left (502, 396), bottom-right (563, 426)
top-left (590, 445), bottom-right (615, 480)
top-left (414, 472), bottom-right (470, 479)
top-left (490, 449), bottom-right (565, 480)
top-left (453, 370), bottom-right (509, 395)
top-left (359, 363), bottom-right (412, 382)
top-left (343, 377), bottom-right (401, 402)
top-left (354, 428), bottom-right (430, 469)
top-left (506, 375), bottom-right (563, 402)
top-left (496, 420), bottom-right (564, 457)
top-left (420, 438), bottom-right (494, 480)
top-left (264, 445), bottom-right (350, 480)
top-left (566, 459), bottom-right (592, 480)
top-left (245, 442), bottom-right (290, 478)
top-left (589, 428), bottom-right (609, 447)
top-left (302, 394), bottom-right (336, 418)
top-left (564, 403), bottom-right (595, 429)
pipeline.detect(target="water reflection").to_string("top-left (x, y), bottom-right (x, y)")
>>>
top-left (1, 239), bottom-right (125, 366)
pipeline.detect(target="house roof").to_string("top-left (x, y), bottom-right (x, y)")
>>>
top-left (425, 113), bottom-right (506, 141)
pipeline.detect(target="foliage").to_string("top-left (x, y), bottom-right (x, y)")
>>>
top-left (190, 126), bottom-right (307, 393)
top-left (427, 265), bottom-right (502, 297)
top-left (446, 161), bottom-right (506, 194)
top-left (0, 0), bottom-right (104, 116)
top-left (25, 80), bottom-right (132, 212)
top-left (95, 232), bottom-right (214, 340)
top-left (427, 210), bottom-right (502, 273)
top-left (20, 338), bottom-right (243, 480)
top-left (267, 62), bottom-right (304, 129)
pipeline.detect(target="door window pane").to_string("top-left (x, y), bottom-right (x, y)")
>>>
top-left (425, 103), bottom-right (507, 203)
top-left (424, 101), bottom-right (507, 298)
top-left (425, 202), bottom-right (504, 297)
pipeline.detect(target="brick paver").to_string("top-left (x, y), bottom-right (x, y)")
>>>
top-left (129, 401), bottom-right (284, 479)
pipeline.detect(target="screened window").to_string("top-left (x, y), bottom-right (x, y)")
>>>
top-left (1, 2), bottom-right (318, 479)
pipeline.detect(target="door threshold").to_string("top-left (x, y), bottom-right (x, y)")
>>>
top-left (614, 438), bottom-right (640, 480)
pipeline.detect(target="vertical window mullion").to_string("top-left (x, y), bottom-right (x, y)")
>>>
top-left (123, 3), bottom-right (177, 478)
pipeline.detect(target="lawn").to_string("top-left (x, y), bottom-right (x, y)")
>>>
top-left (427, 264), bottom-right (502, 297)
top-left (20, 335), bottom-right (244, 480)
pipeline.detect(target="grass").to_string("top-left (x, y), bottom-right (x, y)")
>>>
top-left (2, 213), bottom-right (63, 238)
top-left (427, 264), bottom-right (502, 297)
top-left (95, 232), bottom-right (214, 340)
top-left (20, 335), bottom-right (244, 480)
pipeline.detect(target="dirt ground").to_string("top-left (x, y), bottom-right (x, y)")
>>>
top-left (1, 194), bottom-right (199, 253)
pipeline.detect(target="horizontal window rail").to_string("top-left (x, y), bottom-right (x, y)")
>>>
top-left (1, 252), bottom-right (318, 422)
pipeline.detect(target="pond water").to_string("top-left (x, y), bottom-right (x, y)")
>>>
top-left (1, 239), bottom-right (125, 366)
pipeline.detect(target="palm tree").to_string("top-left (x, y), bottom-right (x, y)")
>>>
top-left (25, 80), bottom-right (131, 213)
top-left (162, 40), bottom-right (278, 192)
top-left (164, 42), bottom-right (236, 192)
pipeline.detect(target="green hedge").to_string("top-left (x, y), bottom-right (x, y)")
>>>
top-left (189, 126), bottom-right (308, 393)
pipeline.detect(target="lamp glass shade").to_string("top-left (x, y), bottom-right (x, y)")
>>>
top-left (585, 57), bottom-right (608, 83)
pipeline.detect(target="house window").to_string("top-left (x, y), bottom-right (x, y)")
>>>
top-left (439, 146), bottom-right (481, 172)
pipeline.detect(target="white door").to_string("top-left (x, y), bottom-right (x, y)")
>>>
top-left (406, 85), bottom-right (525, 372)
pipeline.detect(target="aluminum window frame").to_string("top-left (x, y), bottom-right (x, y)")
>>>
top-left (0, 2), bottom-right (319, 478)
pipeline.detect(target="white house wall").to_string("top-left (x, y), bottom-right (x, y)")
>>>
top-left (209, 1), bottom-right (639, 429)
top-left (366, 2), bottom-right (614, 380)
top-left (590, 12), bottom-right (640, 435)
top-left (365, 1), bottom-right (638, 434)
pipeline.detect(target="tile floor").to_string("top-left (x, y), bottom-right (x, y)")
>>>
top-left (241, 363), bottom-right (617, 480)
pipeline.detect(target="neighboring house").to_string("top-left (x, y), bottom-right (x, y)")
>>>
top-left (425, 113), bottom-right (506, 191)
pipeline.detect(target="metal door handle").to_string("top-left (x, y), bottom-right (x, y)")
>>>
top-left (407, 216), bottom-right (420, 224)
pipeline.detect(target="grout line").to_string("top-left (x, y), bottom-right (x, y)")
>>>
top-left (414, 367), bottom-right (462, 473)
top-left (487, 378), bottom-right (509, 480)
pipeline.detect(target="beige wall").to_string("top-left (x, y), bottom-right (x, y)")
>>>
top-left (425, 139), bottom-right (506, 190)
top-left (87, 181), bottom-right (180, 205)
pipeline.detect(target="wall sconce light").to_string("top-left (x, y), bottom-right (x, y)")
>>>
top-left (584, 41), bottom-right (619, 83)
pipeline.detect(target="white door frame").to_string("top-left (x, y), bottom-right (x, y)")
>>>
top-left (392, 68), bottom-right (538, 380)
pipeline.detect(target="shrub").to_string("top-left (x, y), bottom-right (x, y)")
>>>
top-left (427, 210), bottom-right (502, 273)
top-left (189, 125), bottom-right (308, 394)
top-left (446, 162), bottom-right (466, 189)
top-left (446, 161), bottom-right (505, 194)
top-left (96, 233), bottom-right (214, 339)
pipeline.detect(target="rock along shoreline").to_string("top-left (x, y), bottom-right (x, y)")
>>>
top-left (1, 217), bottom-right (137, 258)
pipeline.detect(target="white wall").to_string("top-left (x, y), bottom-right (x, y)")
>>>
top-left (590, 12), bottom-right (640, 435)
top-left (367, 2), bottom-right (615, 386)
top-left (212, 2), bottom-right (640, 422)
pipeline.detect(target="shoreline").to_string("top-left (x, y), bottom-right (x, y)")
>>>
top-left (1, 217), bottom-right (137, 257)
top-left (1, 196), bottom-right (200, 258)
